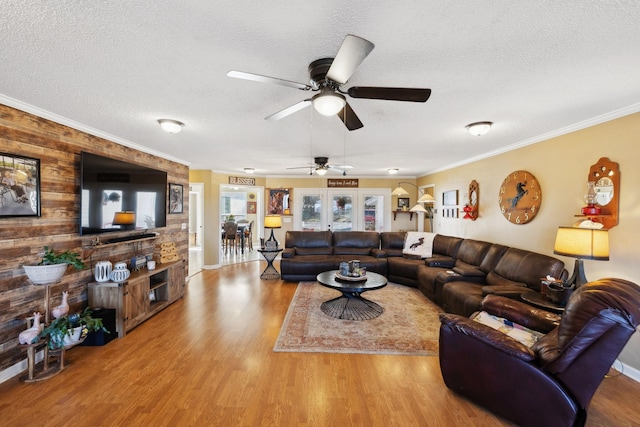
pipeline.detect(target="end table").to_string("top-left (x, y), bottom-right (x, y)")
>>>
top-left (258, 248), bottom-right (282, 279)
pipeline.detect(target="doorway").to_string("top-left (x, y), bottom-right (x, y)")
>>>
top-left (188, 183), bottom-right (204, 276)
top-left (219, 184), bottom-right (263, 266)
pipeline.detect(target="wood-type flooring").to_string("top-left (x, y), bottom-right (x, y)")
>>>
top-left (0, 261), bottom-right (639, 426)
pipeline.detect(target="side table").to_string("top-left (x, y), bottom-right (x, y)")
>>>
top-left (520, 291), bottom-right (565, 313)
top-left (258, 248), bottom-right (282, 279)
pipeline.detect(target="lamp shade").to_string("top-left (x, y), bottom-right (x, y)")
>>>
top-left (264, 215), bottom-right (282, 229)
top-left (112, 211), bottom-right (136, 226)
top-left (409, 204), bottom-right (428, 213)
top-left (418, 193), bottom-right (435, 203)
top-left (391, 186), bottom-right (410, 196)
top-left (553, 227), bottom-right (609, 261)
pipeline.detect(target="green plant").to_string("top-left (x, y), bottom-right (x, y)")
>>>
top-left (39, 246), bottom-right (85, 270)
top-left (37, 308), bottom-right (107, 349)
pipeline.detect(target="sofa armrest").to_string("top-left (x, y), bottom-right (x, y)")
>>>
top-left (481, 294), bottom-right (560, 333)
top-left (439, 313), bottom-right (535, 361)
top-left (453, 265), bottom-right (485, 278)
top-left (371, 248), bottom-right (387, 258)
top-left (425, 256), bottom-right (455, 268)
top-left (482, 284), bottom-right (527, 299)
top-left (281, 248), bottom-right (295, 258)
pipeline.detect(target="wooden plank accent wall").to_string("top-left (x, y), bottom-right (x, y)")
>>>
top-left (0, 104), bottom-right (189, 372)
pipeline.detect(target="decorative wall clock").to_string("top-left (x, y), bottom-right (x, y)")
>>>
top-left (498, 170), bottom-right (542, 224)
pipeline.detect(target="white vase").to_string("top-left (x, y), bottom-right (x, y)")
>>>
top-left (94, 261), bottom-right (112, 282)
top-left (109, 268), bottom-right (130, 283)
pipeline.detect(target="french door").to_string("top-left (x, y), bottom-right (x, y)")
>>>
top-left (294, 188), bottom-right (390, 232)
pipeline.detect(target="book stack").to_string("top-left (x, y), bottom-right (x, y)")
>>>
top-left (156, 241), bottom-right (179, 264)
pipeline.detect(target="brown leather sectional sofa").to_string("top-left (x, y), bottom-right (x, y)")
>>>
top-left (280, 230), bottom-right (567, 316)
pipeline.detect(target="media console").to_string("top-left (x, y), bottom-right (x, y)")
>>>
top-left (87, 260), bottom-right (185, 338)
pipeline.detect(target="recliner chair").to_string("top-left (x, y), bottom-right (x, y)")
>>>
top-left (438, 278), bottom-right (640, 427)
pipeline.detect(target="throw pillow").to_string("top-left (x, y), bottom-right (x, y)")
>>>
top-left (402, 232), bottom-right (435, 259)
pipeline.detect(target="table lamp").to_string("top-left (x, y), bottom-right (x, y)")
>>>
top-left (264, 215), bottom-right (282, 245)
top-left (112, 211), bottom-right (136, 230)
top-left (553, 226), bottom-right (609, 288)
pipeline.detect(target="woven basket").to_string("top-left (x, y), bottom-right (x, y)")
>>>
top-left (23, 263), bottom-right (68, 285)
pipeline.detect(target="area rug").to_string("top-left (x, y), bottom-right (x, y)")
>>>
top-left (273, 282), bottom-right (443, 356)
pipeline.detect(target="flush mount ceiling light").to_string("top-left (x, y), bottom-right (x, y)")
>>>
top-left (466, 121), bottom-right (493, 136)
top-left (312, 89), bottom-right (346, 116)
top-left (388, 168), bottom-right (399, 174)
top-left (158, 119), bottom-right (184, 134)
top-left (244, 168), bottom-right (255, 174)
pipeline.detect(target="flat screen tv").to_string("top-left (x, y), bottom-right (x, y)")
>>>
top-left (80, 152), bottom-right (167, 236)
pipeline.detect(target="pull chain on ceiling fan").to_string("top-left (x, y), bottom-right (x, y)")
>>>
top-left (228, 34), bottom-right (431, 131)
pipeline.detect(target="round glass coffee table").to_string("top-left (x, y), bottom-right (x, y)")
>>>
top-left (316, 270), bottom-right (388, 320)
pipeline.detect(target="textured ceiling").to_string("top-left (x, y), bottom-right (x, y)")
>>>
top-left (1, 1), bottom-right (639, 177)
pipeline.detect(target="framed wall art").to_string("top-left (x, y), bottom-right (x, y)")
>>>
top-left (267, 188), bottom-right (291, 215)
top-left (397, 197), bottom-right (410, 209)
top-left (0, 152), bottom-right (41, 217)
top-left (169, 183), bottom-right (183, 214)
top-left (247, 201), bottom-right (257, 214)
top-left (442, 190), bottom-right (458, 206)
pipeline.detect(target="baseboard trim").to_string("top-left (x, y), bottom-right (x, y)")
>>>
top-left (0, 350), bottom-right (45, 384)
top-left (618, 359), bottom-right (640, 383)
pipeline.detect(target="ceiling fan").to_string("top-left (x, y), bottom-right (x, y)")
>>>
top-left (227, 34), bottom-right (431, 131)
top-left (287, 157), bottom-right (352, 176)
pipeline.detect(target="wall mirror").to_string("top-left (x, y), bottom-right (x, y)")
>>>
top-left (467, 179), bottom-right (479, 220)
top-left (587, 157), bottom-right (619, 229)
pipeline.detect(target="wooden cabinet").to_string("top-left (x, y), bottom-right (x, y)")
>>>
top-left (88, 260), bottom-right (185, 338)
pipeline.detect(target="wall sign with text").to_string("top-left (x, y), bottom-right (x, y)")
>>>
top-left (229, 176), bottom-right (256, 186)
top-left (327, 179), bottom-right (359, 188)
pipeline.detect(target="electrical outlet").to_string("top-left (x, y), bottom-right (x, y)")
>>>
top-left (181, 223), bottom-right (187, 230)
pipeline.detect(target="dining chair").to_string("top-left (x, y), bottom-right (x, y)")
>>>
top-left (223, 221), bottom-right (239, 253)
top-left (244, 220), bottom-right (254, 251)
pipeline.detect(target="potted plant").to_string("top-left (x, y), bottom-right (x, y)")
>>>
top-left (23, 246), bottom-right (85, 285)
top-left (37, 308), bottom-right (107, 350)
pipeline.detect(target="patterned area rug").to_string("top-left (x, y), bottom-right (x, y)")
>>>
top-left (274, 282), bottom-right (443, 356)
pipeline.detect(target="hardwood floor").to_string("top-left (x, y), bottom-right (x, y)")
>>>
top-left (1, 261), bottom-right (639, 426)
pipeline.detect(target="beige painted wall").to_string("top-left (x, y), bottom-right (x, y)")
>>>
top-left (418, 112), bottom-right (640, 369)
top-left (189, 173), bottom-right (425, 265)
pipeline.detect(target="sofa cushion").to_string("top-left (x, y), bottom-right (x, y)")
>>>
top-left (333, 231), bottom-right (380, 255)
top-left (285, 231), bottom-right (332, 249)
top-left (432, 234), bottom-right (463, 258)
top-left (455, 239), bottom-right (493, 266)
top-left (487, 247), bottom-right (565, 291)
top-left (380, 232), bottom-right (406, 251)
top-left (296, 247), bottom-right (333, 256)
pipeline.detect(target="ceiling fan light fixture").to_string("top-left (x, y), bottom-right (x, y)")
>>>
top-left (158, 119), bottom-right (184, 134)
top-left (312, 89), bottom-right (346, 116)
top-left (466, 121), bottom-right (492, 136)
top-left (315, 168), bottom-right (328, 176)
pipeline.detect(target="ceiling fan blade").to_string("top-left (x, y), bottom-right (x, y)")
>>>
top-left (227, 70), bottom-right (311, 91)
top-left (265, 100), bottom-right (312, 121)
top-left (347, 86), bottom-right (431, 102)
top-left (326, 35), bottom-right (375, 85)
top-left (337, 102), bottom-right (363, 131)
top-left (328, 165), bottom-right (353, 171)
